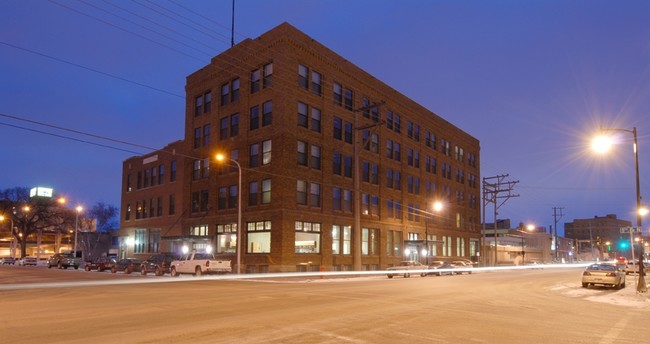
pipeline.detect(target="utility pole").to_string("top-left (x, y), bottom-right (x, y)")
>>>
top-left (552, 207), bottom-right (564, 261)
top-left (482, 174), bottom-right (519, 266)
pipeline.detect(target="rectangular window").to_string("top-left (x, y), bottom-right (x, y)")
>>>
top-left (332, 152), bottom-right (342, 175)
top-left (332, 188), bottom-right (342, 211)
top-left (248, 181), bottom-right (258, 206)
top-left (230, 114), bottom-right (239, 137)
top-left (298, 64), bottom-right (309, 89)
top-left (195, 94), bottom-right (203, 116)
top-left (332, 225), bottom-right (340, 255)
top-left (343, 225), bottom-right (351, 254)
top-left (248, 228), bottom-right (271, 254)
top-left (249, 105), bottom-right (259, 131)
top-left (261, 179), bottom-right (271, 204)
top-left (262, 139), bottom-right (272, 165)
top-left (170, 161), bottom-right (177, 182)
top-left (218, 187), bottom-right (227, 209)
top-left (343, 189), bottom-right (353, 212)
top-left (262, 101), bottom-right (272, 126)
top-left (344, 121), bottom-right (353, 143)
top-left (203, 124), bottom-right (211, 146)
top-left (216, 223), bottom-right (237, 253)
top-left (193, 127), bottom-right (201, 149)
top-left (192, 160), bottom-right (200, 180)
top-left (191, 192), bottom-right (200, 213)
top-left (168, 194), bottom-right (175, 215)
top-left (310, 183), bottom-right (321, 207)
top-left (251, 69), bottom-right (260, 93)
top-left (297, 141), bottom-right (307, 166)
top-left (220, 117), bottom-right (228, 139)
top-left (295, 221), bottom-right (321, 254)
top-left (311, 70), bottom-right (322, 95)
top-left (362, 228), bottom-right (379, 255)
top-left (228, 185), bottom-right (237, 209)
top-left (200, 189), bottom-right (209, 212)
top-left (333, 82), bottom-right (342, 106)
top-left (204, 91), bottom-right (211, 113)
top-left (344, 88), bottom-right (353, 110)
top-left (231, 78), bottom-right (240, 102)
top-left (296, 180), bottom-right (307, 205)
top-left (344, 156), bottom-right (353, 178)
top-left (333, 117), bottom-right (342, 140)
top-left (263, 63), bottom-right (273, 88)
top-left (221, 83), bottom-right (229, 106)
top-left (310, 145), bottom-right (321, 170)
top-left (311, 107), bottom-right (321, 132)
top-left (298, 102), bottom-right (308, 128)
top-left (249, 143), bottom-right (259, 168)
top-left (125, 203), bottom-right (131, 220)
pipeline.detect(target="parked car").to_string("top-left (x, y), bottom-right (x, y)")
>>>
top-left (624, 260), bottom-right (650, 275)
top-left (427, 261), bottom-right (455, 276)
top-left (450, 260), bottom-right (474, 274)
top-left (581, 263), bottom-right (626, 289)
top-left (17, 256), bottom-right (38, 266)
top-left (84, 256), bottom-right (117, 272)
top-left (46, 252), bottom-right (82, 269)
top-left (141, 253), bottom-right (180, 276)
top-left (386, 260), bottom-right (428, 278)
top-left (0, 257), bottom-right (16, 265)
top-left (111, 258), bottom-right (142, 274)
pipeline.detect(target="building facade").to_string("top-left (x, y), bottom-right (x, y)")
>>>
top-left (120, 141), bottom-right (188, 258)
top-left (119, 23), bottom-right (481, 272)
top-left (565, 214), bottom-right (634, 259)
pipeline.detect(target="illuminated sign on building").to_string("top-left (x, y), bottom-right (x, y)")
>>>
top-left (30, 187), bottom-right (53, 198)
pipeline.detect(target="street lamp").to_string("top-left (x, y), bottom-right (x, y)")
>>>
top-left (216, 153), bottom-right (242, 274)
top-left (592, 126), bottom-right (645, 292)
top-left (74, 206), bottom-right (83, 256)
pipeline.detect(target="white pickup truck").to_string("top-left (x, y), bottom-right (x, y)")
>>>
top-left (170, 252), bottom-right (232, 276)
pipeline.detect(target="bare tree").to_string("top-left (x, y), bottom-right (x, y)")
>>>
top-left (89, 202), bottom-right (119, 232)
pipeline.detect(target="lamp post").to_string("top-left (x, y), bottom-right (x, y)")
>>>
top-left (216, 153), bottom-right (242, 274)
top-left (514, 224), bottom-right (534, 265)
top-left (73, 206), bottom-right (83, 256)
top-left (592, 126), bottom-right (645, 292)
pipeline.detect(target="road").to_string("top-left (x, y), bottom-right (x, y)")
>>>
top-left (1, 265), bottom-right (649, 343)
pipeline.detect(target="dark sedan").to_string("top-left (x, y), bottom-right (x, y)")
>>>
top-left (84, 256), bottom-right (117, 272)
top-left (140, 253), bottom-right (180, 276)
top-left (111, 258), bottom-right (142, 274)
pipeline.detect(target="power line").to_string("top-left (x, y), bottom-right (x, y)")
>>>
top-left (0, 41), bottom-right (184, 99)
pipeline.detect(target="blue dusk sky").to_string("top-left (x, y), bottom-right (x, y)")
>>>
top-left (2, 0), bottom-right (650, 235)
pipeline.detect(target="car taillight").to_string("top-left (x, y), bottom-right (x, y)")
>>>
top-left (583, 271), bottom-right (591, 276)
top-left (606, 272), bottom-right (617, 277)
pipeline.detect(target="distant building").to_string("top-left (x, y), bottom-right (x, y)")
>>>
top-left (119, 141), bottom-right (187, 258)
top-left (118, 23), bottom-right (481, 272)
top-left (565, 214), bottom-right (633, 259)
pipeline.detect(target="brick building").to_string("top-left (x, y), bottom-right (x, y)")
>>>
top-left (565, 214), bottom-right (633, 259)
top-left (119, 23), bottom-right (481, 272)
top-left (120, 140), bottom-right (189, 258)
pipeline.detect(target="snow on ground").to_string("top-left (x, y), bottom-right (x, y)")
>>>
top-left (551, 281), bottom-right (650, 309)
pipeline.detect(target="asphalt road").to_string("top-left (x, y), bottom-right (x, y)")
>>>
top-left (1, 265), bottom-right (648, 343)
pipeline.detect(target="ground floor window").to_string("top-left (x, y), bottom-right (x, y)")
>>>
top-left (442, 236), bottom-right (452, 257)
top-left (427, 234), bottom-right (438, 256)
top-left (362, 227), bottom-right (379, 255)
top-left (216, 223), bottom-right (237, 253)
top-left (295, 221), bottom-right (321, 253)
top-left (332, 225), bottom-right (351, 255)
top-left (456, 236), bottom-right (466, 256)
top-left (190, 225), bottom-right (209, 236)
top-left (387, 230), bottom-right (402, 256)
top-left (248, 221), bottom-right (271, 253)
top-left (134, 229), bottom-right (146, 253)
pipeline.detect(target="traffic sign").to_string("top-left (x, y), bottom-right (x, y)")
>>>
top-left (620, 226), bottom-right (641, 234)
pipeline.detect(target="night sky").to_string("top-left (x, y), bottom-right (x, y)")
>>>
top-left (2, 0), bottom-right (650, 236)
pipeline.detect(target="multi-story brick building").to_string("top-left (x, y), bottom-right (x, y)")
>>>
top-left (120, 140), bottom-right (189, 257)
top-left (565, 214), bottom-right (633, 259)
top-left (119, 23), bottom-right (481, 273)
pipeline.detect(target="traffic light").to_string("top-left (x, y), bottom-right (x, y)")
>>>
top-left (619, 241), bottom-right (629, 250)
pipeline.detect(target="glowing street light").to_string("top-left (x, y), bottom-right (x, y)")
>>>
top-left (216, 153), bottom-right (242, 274)
top-left (74, 206), bottom-right (83, 255)
top-left (592, 126), bottom-right (644, 292)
